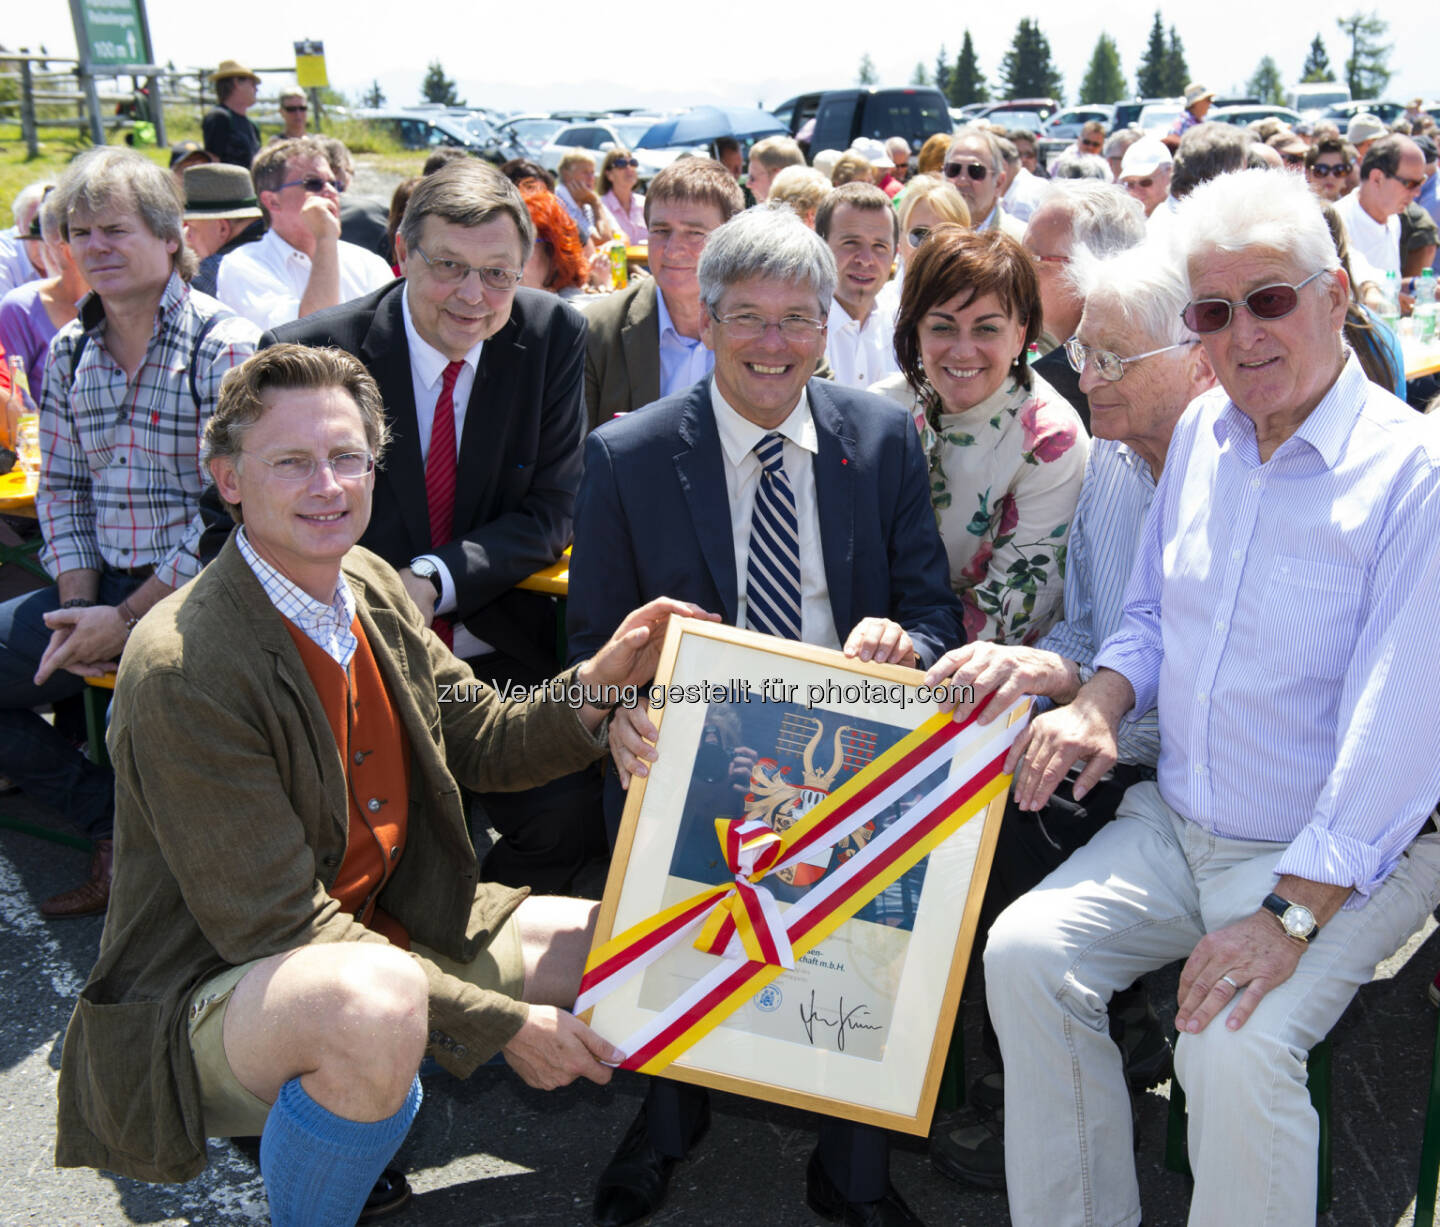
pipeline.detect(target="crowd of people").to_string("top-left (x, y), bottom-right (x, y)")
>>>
top-left (0, 58), bottom-right (1437, 1227)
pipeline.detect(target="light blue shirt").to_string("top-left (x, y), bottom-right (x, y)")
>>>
top-left (1094, 356), bottom-right (1440, 903)
top-left (1038, 439), bottom-right (1159, 767)
top-left (656, 285), bottom-right (713, 400)
top-left (1419, 171), bottom-right (1440, 274)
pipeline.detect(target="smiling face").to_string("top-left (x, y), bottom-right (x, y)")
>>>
top-left (918, 290), bottom-right (1027, 414)
top-left (825, 202), bottom-right (896, 320)
top-left (210, 385), bottom-right (374, 602)
top-left (396, 213), bottom-right (524, 360)
top-left (66, 199), bottom-right (178, 304)
top-left (1187, 245), bottom-right (1347, 438)
top-left (700, 275), bottom-right (827, 429)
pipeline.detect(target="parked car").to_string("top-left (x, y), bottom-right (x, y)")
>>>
top-left (1321, 99), bottom-right (1406, 125)
top-left (1111, 97), bottom-right (1182, 133)
top-left (537, 117), bottom-right (700, 180)
top-left (354, 108), bottom-right (514, 163)
top-left (494, 115), bottom-right (567, 158)
top-left (1208, 104), bottom-right (1302, 129)
top-left (1136, 103), bottom-right (1183, 137)
top-left (771, 87), bottom-right (953, 158)
top-left (1043, 105), bottom-right (1115, 141)
top-left (1288, 83), bottom-right (1351, 116)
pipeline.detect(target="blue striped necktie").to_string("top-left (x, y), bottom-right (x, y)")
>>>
top-left (745, 432), bottom-right (803, 641)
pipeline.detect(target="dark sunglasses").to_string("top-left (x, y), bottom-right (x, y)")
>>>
top-left (1308, 162), bottom-right (1351, 178)
top-left (944, 161), bottom-right (989, 181)
top-left (282, 104), bottom-right (308, 113)
top-left (1181, 269), bottom-right (1325, 334)
top-left (906, 225), bottom-right (930, 248)
top-left (1388, 171), bottom-right (1426, 191)
top-left (277, 177), bottom-right (343, 195)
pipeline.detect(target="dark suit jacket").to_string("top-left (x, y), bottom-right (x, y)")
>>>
top-left (583, 276), bottom-right (661, 432)
top-left (1032, 346), bottom-right (1089, 433)
top-left (263, 282), bottom-right (586, 669)
top-left (567, 378), bottom-right (963, 669)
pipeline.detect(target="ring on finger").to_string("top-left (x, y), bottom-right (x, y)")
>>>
top-left (1219, 974), bottom-right (1240, 991)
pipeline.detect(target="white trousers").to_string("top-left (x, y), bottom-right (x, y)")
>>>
top-left (984, 781), bottom-right (1440, 1227)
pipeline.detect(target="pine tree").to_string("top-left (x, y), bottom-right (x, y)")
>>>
top-left (1163, 27), bottom-right (1189, 95)
top-left (858, 53), bottom-right (878, 86)
top-left (361, 79), bottom-right (386, 108)
top-left (420, 60), bottom-right (462, 106)
top-left (1301, 34), bottom-right (1335, 83)
top-left (1135, 12), bottom-right (1168, 97)
top-left (1248, 56), bottom-right (1285, 105)
top-left (934, 44), bottom-right (951, 98)
top-left (1336, 11), bottom-right (1391, 100)
top-left (949, 31), bottom-right (989, 106)
top-left (999, 18), bottom-right (1064, 104)
top-left (1079, 33), bottom-right (1127, 104)
top-left (910, 62), bottom-right (931, 86)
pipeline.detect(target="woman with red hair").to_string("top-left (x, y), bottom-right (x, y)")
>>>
top-left (519, 181), bottom-right (590, 298)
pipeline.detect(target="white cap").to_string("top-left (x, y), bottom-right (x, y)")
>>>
top-left (1120, 138), bottom-right (1174, 178)
top-left (848, 137), bottom-right (895, 168)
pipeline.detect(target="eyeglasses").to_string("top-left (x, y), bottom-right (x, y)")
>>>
top-left (282, 104), bottom-right (308, 114)
top-left (1122, 176), bottom-right (1156, 190)
top-left (1181, 269), bottom-right (1326, 334)
top-left (1281, 153), bottom-right (1305, 167)
top-left (1308, 162), bottom-right (1351, 178)
top-left (246, 451), bottom-right (375, 481)
top-left (1064, 336), bottom-right (1197, 382)
top-left (1032, 252), bottom-right (1070, 268)
top-left (707, 308), bottom-right (824, 341)
top-left (907, 225), bottom-right (930, 248)
top-left (944, 161), bottom-right (990, 181)
top-left (277, 177), bottom-right (343, 195)
top-left (609, 157), bottom-right (640, 169)
top-left (1387, 171), bottom-right (1426, 192)
top-left (411, 243), bottom-right (523, 291)
top-left (1079, 140), bottom-right (1103, 152)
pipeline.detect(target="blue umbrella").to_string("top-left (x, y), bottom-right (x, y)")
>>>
top-left (635, 106), bottom-right (788, 149)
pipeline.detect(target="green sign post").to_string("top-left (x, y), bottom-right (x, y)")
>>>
top-left (67, 0), bottom-right (163, 145)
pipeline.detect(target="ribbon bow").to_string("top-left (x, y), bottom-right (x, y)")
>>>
top-left (694, 818), bottom-right (795, 968)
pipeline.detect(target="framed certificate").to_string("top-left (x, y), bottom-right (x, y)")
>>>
top-left (583, 617), bottom-right (1021, 1136)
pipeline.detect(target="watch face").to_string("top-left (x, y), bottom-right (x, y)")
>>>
top-left (1283, 904), bottom-right (1316, 938)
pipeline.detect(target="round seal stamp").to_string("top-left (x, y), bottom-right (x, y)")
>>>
top-left (754, 984), bottom-right (783, 1013)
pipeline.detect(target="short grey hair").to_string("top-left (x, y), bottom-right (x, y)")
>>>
top-left (1170, 122), bottom-right (1249, 198)
top-left (54, 147), bottom-right (195, 281)
top-left (1050, 152), bottom-right (1111, 181)
top-left (1173, 167), bottom-right (1340, 297)
top-left (11, 181), bottom-right (50, 229)
top-left (1103, 127), bottom-right (1144, 161)
top-left (1034, 182), bottom-right (1146, 258)
top-left (1071, 240), bottom-right (1196, 349)
top-left (398, 159), bottom-right (535, 262)
top-left (38, 191), bottom-right (63, 245)
top-left (750, 135), bottom-right (806, 174)
top-left (697, 208), bottom-right (837, 317)
top-left (949, 127), bottom-right (1003, 174)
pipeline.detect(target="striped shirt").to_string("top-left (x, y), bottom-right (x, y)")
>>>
top-left (1038, 439), bottom-right (1159, 767)
top-left (1094, 356), bottom-right (1440, 903)
top-left (38, 273), bottom-right (260, 588)
top-left (236, 526), bottom-right (358, 668)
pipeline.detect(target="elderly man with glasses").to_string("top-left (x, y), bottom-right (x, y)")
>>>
top-left (944, 128), bottom-right (1027, 240)
top-left (978, 166), bottom-right (1440, 1226)
top-left (926, 234), bottom-right (1216, 1194)
top-left (216, 136), bottom-right (391, 330)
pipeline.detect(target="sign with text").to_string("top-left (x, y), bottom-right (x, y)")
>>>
top-left (71, 0), bottom-right (153, 68)
top-left (294, 40), bottom-right (328, 89)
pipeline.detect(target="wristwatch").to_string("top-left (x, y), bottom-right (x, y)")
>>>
top-left (1262, 893), bottom-right (1318, 943)
top-left (409, 557), bottom-right (442, 598)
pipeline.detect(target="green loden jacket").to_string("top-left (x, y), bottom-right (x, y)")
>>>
top-left (55, 536), bottom-right (608, 1182)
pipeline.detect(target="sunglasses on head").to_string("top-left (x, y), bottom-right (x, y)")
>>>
top-left (1181, 269), bottom-right (1326, 334)
top-left (944, 161), bottom-right (989, 181)
top-left (610, 157), bottom-right (640, 169)
top-left (1308, 162), bottom-right (1351, 178)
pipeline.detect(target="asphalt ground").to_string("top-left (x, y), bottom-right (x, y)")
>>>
top-left (4, 803), bottom-right (1440, 1227)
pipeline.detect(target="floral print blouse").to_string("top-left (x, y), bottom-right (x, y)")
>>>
top-left (925, 374), bottom-right (1089, 645)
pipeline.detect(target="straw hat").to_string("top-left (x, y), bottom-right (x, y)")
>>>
top-left (210, 59), bottom-right (260, 85)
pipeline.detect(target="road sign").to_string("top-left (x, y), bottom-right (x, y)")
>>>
top-left (294, 40), bottom-right (328, 89)
top-left (70, 0), bottom-right (153, 68)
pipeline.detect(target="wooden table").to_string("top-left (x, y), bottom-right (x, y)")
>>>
top-left (1404, 335), bottom-right (1440, 381)
top-left (0, 468), bottom-right (37, 517)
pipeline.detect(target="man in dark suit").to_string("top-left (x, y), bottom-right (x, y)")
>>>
top-left (263, 160), bottom-right (592, 894)
top-left (583, 159), bottom-right (743, 431)
top-left (570, 208), bottom-right (962, 1227)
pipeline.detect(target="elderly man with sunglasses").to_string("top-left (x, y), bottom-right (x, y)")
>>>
top-left (943, 128), bottom-right (1026, 241)
top-left (217, 137), bottom-right (391, 330)
top-left (978, 166), bottom-right (1440, 1227)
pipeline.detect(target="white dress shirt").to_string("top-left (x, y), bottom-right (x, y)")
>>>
top-left (710, 378), bottom-right (840, 649)
top-left (216, 228), bottom-right (393, 331)
top-left (401, 290), bottom-right (490, 659)
top-left (825, 296), bottom-right (899, 390)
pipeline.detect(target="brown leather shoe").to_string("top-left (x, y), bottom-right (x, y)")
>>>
top-left (40, 838), bottom-right (113, 918)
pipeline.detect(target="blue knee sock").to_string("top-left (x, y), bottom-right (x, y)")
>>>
top-left (259, 1074), bottom-right (422, 1227)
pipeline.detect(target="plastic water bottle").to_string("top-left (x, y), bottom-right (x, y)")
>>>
top-left (1416, 269), bottom-right (1438, 343)
top-left (1379, 270), bottom-right (1402, 326)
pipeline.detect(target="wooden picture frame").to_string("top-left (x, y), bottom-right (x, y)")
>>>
top-left (584, 617), bottom-right (1019, 1136)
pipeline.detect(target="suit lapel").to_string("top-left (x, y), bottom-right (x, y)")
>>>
top-left (810, 382), bottom-right (857, 636)
top-left (673, 383), bottom-right (739, 623)
top-left (362, 287), bottom-right (431, 551)
top-left (622, 279), bottom-right (661, 411)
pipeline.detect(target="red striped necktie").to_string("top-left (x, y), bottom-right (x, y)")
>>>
top-left (426, 359), bottom-right (464, 649)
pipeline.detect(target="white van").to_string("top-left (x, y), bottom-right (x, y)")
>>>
top-left (1289, 83), bottom-right (1352, 116)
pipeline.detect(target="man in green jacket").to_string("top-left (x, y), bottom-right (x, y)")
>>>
top-left (55, 343), bottom-right (705, 1226)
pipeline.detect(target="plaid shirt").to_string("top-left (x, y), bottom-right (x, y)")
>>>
top-left (38, 273), bottom-right (259, 588)
top-left (236, 525), bottom-right (358, 667)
